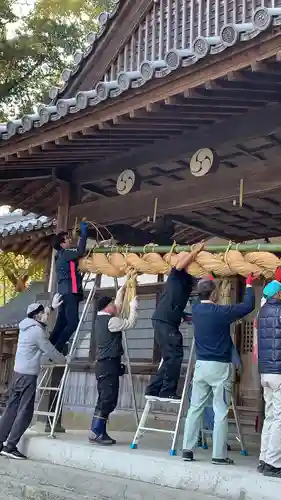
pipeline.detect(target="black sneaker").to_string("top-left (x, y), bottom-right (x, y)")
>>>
top-left (1, 447), bottom-right (27, 460)
top-left (145, 393), bottom-right (160, 400)
top-left (182, 449), bottom-right (194, 461)
top-left (212, 457), bottom-right (234, 465)
top-left (263, 463), bottom-right (281, 477)
top-left (257, 460), bottom-right (266, 473)
top-left (158, 394), bottom-right (181, 402)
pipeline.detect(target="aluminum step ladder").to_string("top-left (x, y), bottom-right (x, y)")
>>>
top-left (130, 337), bottom-right (248, 456)
top-left (34, 275), bottom-right (98, 436)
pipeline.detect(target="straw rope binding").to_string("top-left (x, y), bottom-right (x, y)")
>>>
top-left (79, 249), bottom-right (281, 278)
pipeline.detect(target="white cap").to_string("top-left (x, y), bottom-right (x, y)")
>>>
top-left (27, 303), bottom-right (44, 317)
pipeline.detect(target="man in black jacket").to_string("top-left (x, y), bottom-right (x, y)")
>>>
top-left (49, 222), bottom-right (88, 352)
top-left (145, 243), bottom-right (204, 401)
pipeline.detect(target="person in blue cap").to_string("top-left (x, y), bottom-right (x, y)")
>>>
top-left (49, 221), bottom-right (88, 352)
top-left (257, 274), bottom-right (281, 478)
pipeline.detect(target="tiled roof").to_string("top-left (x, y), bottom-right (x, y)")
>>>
top-left (0, 6), bottom-right (279, 141)
top-left (0, 213), bottom-right (55, 239)
top-left (49, 0), bottom-right (122, 103)
top-left (0, 281), bottom-right (46, 328)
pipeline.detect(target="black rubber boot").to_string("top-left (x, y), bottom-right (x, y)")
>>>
top-left (102, 420), bottom-right (116, 445)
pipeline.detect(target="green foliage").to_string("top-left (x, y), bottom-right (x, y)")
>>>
top-left (0, 252), bottom-right (45, 305)
top-left (0, 0), bottom-right (115, 120)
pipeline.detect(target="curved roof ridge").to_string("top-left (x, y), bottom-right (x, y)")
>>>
top-left (0, 6), bottom-right (279, 142)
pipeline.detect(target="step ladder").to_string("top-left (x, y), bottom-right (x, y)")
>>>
top-left (130, 337), bottom-right (248, 456)
top-left (34, 275), bottom-right (98, 436)
top-left (35, 275), bottom-right (139, 436)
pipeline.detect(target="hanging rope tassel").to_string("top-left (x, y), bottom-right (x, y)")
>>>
top-left (121, 272), bottom-right (137, 319)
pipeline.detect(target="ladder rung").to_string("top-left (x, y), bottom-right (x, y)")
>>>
top-left (34, 410), bottom-right (56, 417)
top-left (37, 387), bottom-right (60, 391)
top-left (41, 364), bottom-right (66, 368)
top-left (139, 426), bottom-right (175, 434)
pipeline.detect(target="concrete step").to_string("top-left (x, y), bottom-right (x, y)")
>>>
top-left (0, 454), bottom-right (218, 500)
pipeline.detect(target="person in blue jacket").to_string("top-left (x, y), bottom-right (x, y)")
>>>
top-left (182, 272), bottom-right (257, 465)
top-left (257, 278), bottom-right (281, 478)
top-left (49, 221), bottom-right (88, 352)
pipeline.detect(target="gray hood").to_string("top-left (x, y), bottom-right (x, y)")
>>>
top-left (19, 317), bottom-right (42, 332)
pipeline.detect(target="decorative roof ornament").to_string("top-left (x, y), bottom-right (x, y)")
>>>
top-left (140, 60), bottom-right (166, 81)
top-left (165, 48), bottom-right (194, 70)
top-left (220, 22), bottom-right (255, 47)
top-left (76, 90), bottom-right (98, 110)
top-left (117, 71), bottom-right (142, 91)
top-left (252, 7), bottom-right (281, 31)
top-left (38, 105), bottom-right (58, 124)
top-left (95, 81), bottom-right (118, 100)
top-left (22, 113), bottom-right (40, 132)
top-left (189, 149), bottom-right (219, 177)
top-left (193, 36), bottom-right (221, 59)
top-left (56, 98), bottom-right (77, 117)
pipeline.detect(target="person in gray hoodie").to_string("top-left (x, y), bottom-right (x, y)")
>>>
top-left (0, 294), bottom-right (65, 460)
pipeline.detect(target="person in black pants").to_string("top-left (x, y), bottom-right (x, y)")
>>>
top-left (145, 243), bottom-right (204, 401)
top-left (90, 288), bottom-right (138, 445)
top-left (49, 221), bottom-right (88, 352)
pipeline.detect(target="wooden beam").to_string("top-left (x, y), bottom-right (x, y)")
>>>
top-left (75, 98), bottom-right (281, 184)
top-left (0, 169), bottom-right (52, 182)
top-left (1, 32), bottom-right (281, 158)
top-left (69, 162), bottom-right (281, 226)
top-left (57, 180), bottom-right (70, 232)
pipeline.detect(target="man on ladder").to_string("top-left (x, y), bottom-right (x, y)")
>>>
top-left (89, 285), bottom-right (138, 445)
top-left (182, 272), bottom-right (257, 465)
top-left (50, 221), bottom-right (88, 352)
top-left (145, 243), bottom-right (204, 401)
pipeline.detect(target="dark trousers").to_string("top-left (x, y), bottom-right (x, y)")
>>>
top-left (49, 294), bottom-right (80, 352)
top-left (0, 372), bottom-right (37, 449)
top-left (146, 320), bottom-right (183, 397)
top-left (93, 358), bottom-right (121, 419)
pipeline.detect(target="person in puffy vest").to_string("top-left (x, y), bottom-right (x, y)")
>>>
top-left (89, 286), bottom-right (138, 445)
top-left (49, 222), bottom-right (88, 352)
top-left (0, 295), bottom-right (65, 460)
top-left (257, 275), bottom-right (281, 478)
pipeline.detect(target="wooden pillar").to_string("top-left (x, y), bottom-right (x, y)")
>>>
top-left (37, 180), bottom-right (71, 433)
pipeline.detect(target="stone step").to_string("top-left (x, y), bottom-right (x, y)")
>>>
top-left (0, 455), bottom-right (217, 500)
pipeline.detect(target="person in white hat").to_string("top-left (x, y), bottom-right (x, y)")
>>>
top-left (0, 294), bottom-right (65, 460)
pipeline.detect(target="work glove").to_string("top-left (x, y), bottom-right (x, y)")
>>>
top-left (51, 293), bottom-right (63, 310)
top-left (130, 297), bottom-right (138, 310)
top-left (274, 267), bottom-right (281, 283)
top-left (80, 221), bottom-right (88, 236)
top-left (246, 273), bottom-right (259, 286)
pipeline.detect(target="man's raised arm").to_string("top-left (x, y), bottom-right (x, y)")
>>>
top-left (108, 298), bottom-right (138, 333)
top-left (63, 222), bottom-right (88, 261)
top-left (175, 242), bottom-right (204, 271)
